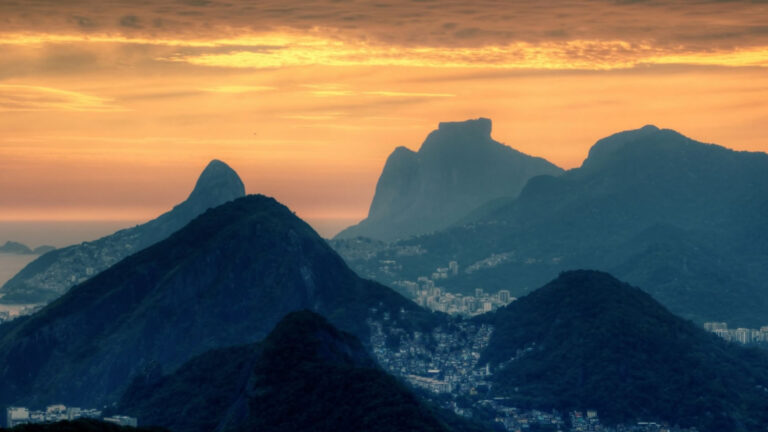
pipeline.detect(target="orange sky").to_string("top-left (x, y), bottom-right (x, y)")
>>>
top-left (0, 0), bottom-right (767, 237)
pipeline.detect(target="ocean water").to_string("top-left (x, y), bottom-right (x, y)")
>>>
top-left (0, 220), bottom-right (143, 249)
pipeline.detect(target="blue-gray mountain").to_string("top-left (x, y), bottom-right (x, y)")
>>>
top-left (118, 311), bottom-right (479, 432)
top-left (336, 125), bottom-right (768, 326)
top-left (480, 270), bottom-right (768, 432)
top-left (334, 118), bottom-right (563, 241)
top-left (0, 160), bottom-right (245, 305)
top-left (0, 195), bottom-right (437, 409)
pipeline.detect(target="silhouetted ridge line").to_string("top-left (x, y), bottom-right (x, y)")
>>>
top-left (0, 159), bottom-right (245, 305)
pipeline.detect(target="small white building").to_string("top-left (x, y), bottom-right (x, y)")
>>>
top-left (6, 407), bottom-right (30, 428)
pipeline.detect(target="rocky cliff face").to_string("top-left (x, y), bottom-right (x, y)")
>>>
top-left (0, 159), bottom-right (245, 305)
top-left (335, 118), bottom-right (563, 241)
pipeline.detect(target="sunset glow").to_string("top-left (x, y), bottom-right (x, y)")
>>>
top-left (1, 0), bottom-right (767, 236)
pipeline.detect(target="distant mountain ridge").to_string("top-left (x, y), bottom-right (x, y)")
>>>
top-left (335, 118), bottom-right (563, 241)
top-left (0, 160), bottom-right (245, 305)
top-left (337, 125), bottom-right (768, 326)
top-left (0, 195), bottom-right (437, 408)
top-left (119, 311), bottom-right (471, 432)
top-left (0, 241), bottom-right (55, 256)
top-left (479, 270), bottom-right (768, 432)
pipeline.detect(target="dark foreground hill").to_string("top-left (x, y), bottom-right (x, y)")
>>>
top-left (0, 195), bottom-right (437, 408)
top-left (335, 118), bottom-right (562, 241)
top-left (119, 311), bottom-right (478, 432)
top-left (0, 159), bottom-right (246, 305)
top-left (340, 126), bottom-right (768, 326)
top-left (479, 271), bottom-right (768, 432)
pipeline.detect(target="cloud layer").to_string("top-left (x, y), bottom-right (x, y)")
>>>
top-left (0, 84), bottom-right (123, 111)
top-left (2, 0), bottom-right (768, 49)
top-left (1, 1), bottom-right (766, 73)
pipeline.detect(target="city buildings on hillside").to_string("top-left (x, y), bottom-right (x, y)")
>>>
top-left (703, 322), bottom-right (768, 344)
top-left (392, 260), bottom-right (516, 316)
top-left (5, 405), bottom-right (136, 428)
top-left (368, 310), bottom-right (702, 432)
top-left (368, 317), bottom-right (493, 395)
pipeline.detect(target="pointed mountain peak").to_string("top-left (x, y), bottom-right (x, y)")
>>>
top-left (495, 270), bottom-right (660, 319)
top-left (187, 159), bottom-right (246, 204)
top-left (268, 309), bottom-right (337, 336)
top-left (175, 194), bottom-right (308, 239)
top-left (534, 270), bottom-right (651, 305)
top-left (261, 310), bottom-right (376, 369)
top-left (0, 159), bottom-right (247, 305)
